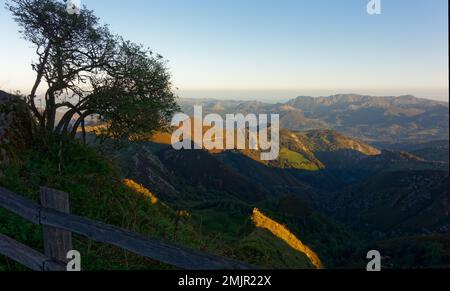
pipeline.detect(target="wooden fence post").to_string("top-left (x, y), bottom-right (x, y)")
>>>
top-left (40, 187), bottom-right (72, 267)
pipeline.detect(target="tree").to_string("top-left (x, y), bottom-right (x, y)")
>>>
top-left (6, 0), bottom-right (178, 140)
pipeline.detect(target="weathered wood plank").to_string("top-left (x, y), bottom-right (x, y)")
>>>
top-left (40, 187), bottom-right (72, 263)
top-left (0, 187), bottom-right (40, 224)
top-left (40, 208), bottom-right (254, 270)
top-left (0, 233), bottom-right (65, 271)
top-left (0, 186), bottom-right (254, 270)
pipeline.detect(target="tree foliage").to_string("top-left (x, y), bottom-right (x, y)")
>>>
top-left (6, 0), bottom-right (178, 140)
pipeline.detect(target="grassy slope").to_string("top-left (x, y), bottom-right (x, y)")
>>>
top-left (0, 138), bottom-right (314, 270)
top-left (278, 148), bottom-right (320, 171)
top-left (0, 138), bottom-right (209, 270)
top-left (145, 127), bottom-right (380, 172)
top-left (235, 228), bottom-right (314, 269)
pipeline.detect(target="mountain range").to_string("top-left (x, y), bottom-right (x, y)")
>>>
top-left (2, 90), bottom-right (449, 269)
top-left (95, 122), bottom-right (449, 267)
top-left (89, 93), bottom-right (448, 268)
top-left (180, 94), bottom-right (449, 144)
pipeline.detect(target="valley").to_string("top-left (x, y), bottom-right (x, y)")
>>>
top-left (92, 100), bottom-right (448, 268)
top-left (0, 0), bottom-right (448, 274)
top-left (1, 91), bottom-right (449, 269)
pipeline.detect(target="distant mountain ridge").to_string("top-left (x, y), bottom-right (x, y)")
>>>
top-left (179, 93), bottom-right (449, 144)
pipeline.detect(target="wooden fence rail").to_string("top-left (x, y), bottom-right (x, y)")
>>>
top-left (0, 234), bottom-right (66, 271)
top-left (0, 186), bottom-right (254, 271)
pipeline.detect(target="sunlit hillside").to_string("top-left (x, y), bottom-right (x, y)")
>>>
top-left (252, 208), bottom-right (323, 269)
top-left (123, 179), bottom-right (159, 205)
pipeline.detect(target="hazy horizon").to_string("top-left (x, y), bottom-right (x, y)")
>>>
top-left (177, 88), bottom-right (449, 103)
top-left (1, 88), bottom-right (448, 105)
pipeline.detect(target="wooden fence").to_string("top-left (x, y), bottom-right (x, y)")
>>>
top-left (0, 186), bottom-right (253, 271)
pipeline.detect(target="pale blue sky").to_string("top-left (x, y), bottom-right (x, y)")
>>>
top-left (0, 0), bottom-right (448, 101)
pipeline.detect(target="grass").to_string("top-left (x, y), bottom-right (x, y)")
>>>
top-left (235, 228), bottom-right (314, 269)
top-left (0, 138), bottom-right (215, 270)
top-left (0, 137), bottom-right (316, 270)
top-left (278, 148), bottom-right (320, 171)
